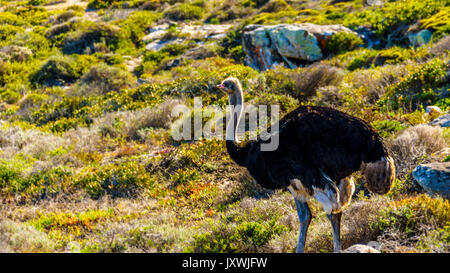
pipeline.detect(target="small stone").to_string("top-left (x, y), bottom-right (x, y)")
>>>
top-left (429, 114), bottom-right (450, 128)
top-left (342, 244), bottom-right (380, 253)
top-left (425, 106), bottom-right (442, 114)
top-left (367, 241), bottom-right (381, 251)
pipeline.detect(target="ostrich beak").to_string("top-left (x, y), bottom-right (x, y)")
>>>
top-left (216, 84), bottom-right (227, 93)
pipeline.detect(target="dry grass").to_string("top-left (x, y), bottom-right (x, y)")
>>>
top-left (304, 198), bottom-right (386, 252)
top-left (69, 64), bottom-right (137, 97)
top-left (350, 62), bottom-right (412, 103)
top-left (0, 126), bottom-right (69, 161)
top-left (0, 220), bottom-right (55, 253)
top-left (388, 124), bottom-right (447, 179)
top-left (429, 35), bottom-right (450, 57)
top-left (94, 99), bottom-right (182, 141)
top-left (292, 63), bottom-right (344, 100)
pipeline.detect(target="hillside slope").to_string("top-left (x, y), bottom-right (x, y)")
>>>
top-left (0, 0), bottom-right (449, 253)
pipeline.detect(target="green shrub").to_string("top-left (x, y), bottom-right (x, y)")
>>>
top-left (116, 10), bottom-right (159, 46)
top-left (138, 42), bottom-right (193, 75)
top-left (263, 64), bottom-right (343, 100)
top-left (420, 8), bottom-right (450, 40)
top-left (31, 55), bottom-right (97, 86)
top-left (0, 12), bottom-right (26, 26)
top-left (15, 6), bottom-right (50, 26)
top-left (0, 159), bottom-right (72, 202)
top-left (259, 0), bottom-right (291, 13)
top-left (343, 0), bottom-right (445, 40)
top-left (220, 28), bottom-right (245, 63)
top-left (75, 160), bottom-right (153, 199)
top-left (326, 31), bottom-right (363, 55)
top-left (63, 23), bottom-right (123, 54)
top-left (163, 4), bottom-right (204, 21)
top-left (346, 50), bottom-right (379, 71)
top-left (242, 0), bottom-right (269, 8)
top-left (27, 0), bottom-right (45, 5)
top-left (69, 63), bottom-right (136, 97)
top-left (0, 25), bottom-right (25, 42)
top-left (371, 119), bottom-right (407, 138)
top-left (380, 58), bottom-right (448, 111)
top-left (87, 0), bottom-right (115, 9)
top-left (190, 218), bottom-right (287, 253)
top-left (371, 195), bottom-right (450, 240)
top-left (0, 45), bottom-right (33, 62)
top-left (55, 10), bottom-right (79, 23)
top-left (1, 90), bottom-right (21, 104)
top-left (94, 53), bottom-right (124, 65)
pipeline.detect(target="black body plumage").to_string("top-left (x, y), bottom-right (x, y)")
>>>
top-left (227, 105), bottom-right (389, 192)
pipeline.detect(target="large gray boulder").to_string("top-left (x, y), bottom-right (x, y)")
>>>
top-left (142, 24), bottom-right (233, 44)
top-left (242, 23), bottom-right (357, 70)
top-left (429, 114), bottom-right (450, 128)
top-left (413, 162), bottom-right (450, 199)
top-left (408, 29), bottom-right (433, 47)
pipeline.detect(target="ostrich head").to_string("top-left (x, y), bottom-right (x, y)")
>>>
top-left (217, 77), bottom-right (244, 123)
top-left (217, 77), bottom-right (242, 95)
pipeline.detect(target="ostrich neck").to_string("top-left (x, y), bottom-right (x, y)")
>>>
top-left (226, 89), bottom-right (244, 142)
top-left (226, 87), bottom-right (247, 167)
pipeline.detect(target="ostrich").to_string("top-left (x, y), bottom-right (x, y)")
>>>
top-left (216, 77), bottom-right (395, 253)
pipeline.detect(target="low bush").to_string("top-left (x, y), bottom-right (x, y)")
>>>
top-left (190, 218), bottom-right (287, 253)
top-left (75, 160), bottom-right (153, 199)
top-left (31, 55), bottom-right (97, 86)
top-left (242, 0), bottom-right (269, 8)
top-left (69, 63), bottom-right (136, 97)
top-left (420, 8), bottom-right (450, 40)
top-left (371, 195), bottom-right (449, 252)
top-left (380, 58), bottom-right (448, 111)
top-left (163, 4), bottom-right (204, 21)
top-left (87, 0), bottom-right (115, 9)
top-left (116, 10), bottom-right (159, 46)
top-left (388, 124), bottom-right (447, 180)
top-left (0, 45), bottom-right (33, 63)
top-left (263, 64), bottom-right (343, 101)
top-left (0, 25), bottom-right (25, 42)
top-left (1, 90), bottom-right (21, 104)
top-left (63, 23), bottom-right (123, 54)
top-left (371, 119), bottom-right (407, 138)
top-left (326, 31), bottom-right (363, 56)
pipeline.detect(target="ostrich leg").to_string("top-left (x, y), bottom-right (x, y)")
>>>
top-left (327, 212), bottom-right (342, 253)
top-left (294, 199), bottom-right (312, 253)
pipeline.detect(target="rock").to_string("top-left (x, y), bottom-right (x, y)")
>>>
top-left (413, 162), bottom-right (450, 199)
top-left (426, 106), bottom-right (443, 114)
top-left (342, 244), bottom-right (380, 253)
top-left (365, 0), bottom-right (383, 6)
top-left (142, 24), bottom-right (171, 42)
top-left (408, 29), bottom-right (433, 47)
top-left (145, 38), bottom-right (184, 51)
top-left (367, 241), bottom-right (381, 251)
top-left (242, 23), bottom-right (357, 70)
top-left (142, 24), bottom-right (233, 44)
top-left (356, 26), bottom-right (382, 49)
top-left (386, 24), bottom-right (410, 48)
top-left (158, 44), bottom-right (217, 70)
top-left (429, 114), bottom-right (450, 128)
top-left (178, 24), bottom-right (233, 40)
